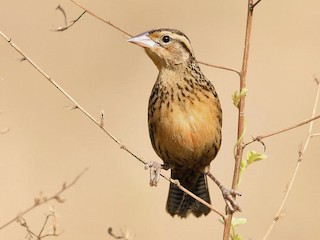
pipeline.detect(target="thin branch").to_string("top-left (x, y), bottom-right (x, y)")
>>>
top-left (0, 31), bottom-right (224, 219)
top-left (52, 10), bottom-right (86, 32)
top-left (311, 133), bottom-right (320, 138)
top-left (262, 79), bottom-right (320, 240)
top-left (223, 1), bottom-right (254, 239)
top-left (68, 0), bottom-right (132, 37)
top-left (19, 213), bottom-right (60, 240)
top-left (244, 114), bottom-right (320, 147)
top-left (0, 167), bottom-right (89, 230)
top-left (40, 215), bottom-right (51, 238)
top-left (197, 61), bottom-right (241, 76)
top-left (18, 217), bottom-right (38, 239)
top-left (67, 0), bottom-right (238, 73)
top-left (252, 0), bottom-right (263, 9)
top-left (56, 5), bottom-right (68, 25)
top-left (0, 30), bottom-right (136, 162)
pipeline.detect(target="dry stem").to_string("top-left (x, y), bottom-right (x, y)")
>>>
top-left (0, 167), bottom-right (88, 230)
top-left (262, 80), bottom-right (320, 240)
top-left (223, 0), bottom-right (255, 239)
top-left (244, 114), bottom-right (320, 147)
top-left (67, 0), bottom-right (239, 73)
top-left (52, 6), bottom-right (86, 32)
top-left (1, 1), bottom-right (318, 238)
top-left (0, 30), bottom-right (224, 219)
top-left (19, 213), bottom-right (60, 240)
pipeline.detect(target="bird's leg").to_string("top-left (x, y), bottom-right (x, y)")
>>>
top-left (144, 161), bottom-right (170, 187)
top-left (206, 171), bottom-right (242, 213)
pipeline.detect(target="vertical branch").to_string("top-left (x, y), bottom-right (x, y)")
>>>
top-left (223, 1), bottom-right (254, 239)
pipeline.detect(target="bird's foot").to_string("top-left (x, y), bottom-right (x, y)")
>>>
top-left (144, 161), bottom-right (165, 187)
top-left (221, 186), bottom-right (242, 213)
top-left (206, 171), bottom-right (242, 213)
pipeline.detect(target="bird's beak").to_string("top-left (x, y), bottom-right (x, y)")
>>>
top-left (127, 32), bottom-right (158, 48)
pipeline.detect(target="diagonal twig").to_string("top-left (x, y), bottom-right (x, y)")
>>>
top-left (69, 0), bottom-right (131, 37)
top-left (67, 0), bottom-right (239, 74)
top-left (52, 9), bottom-right (86, 32)
top-left (0, 167), bottom-right (89, 230)
top-left (0, 30), bottom-right (225, 219)
top-left (244, 113), bottom-right (320, 147)
top-left (262, 79), bottom-right (320, 240)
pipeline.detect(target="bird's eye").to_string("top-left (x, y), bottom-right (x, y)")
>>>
top-left (162, 35), bottom-right (171, 43)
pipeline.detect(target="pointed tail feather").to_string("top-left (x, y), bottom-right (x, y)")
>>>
top-left (166, 170), bottom-right (211, 217)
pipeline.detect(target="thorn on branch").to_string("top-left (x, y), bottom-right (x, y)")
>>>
top-left (34, 197), bottom-right (41, 206)
top-left (18, 57), bottom-right (26, 62)
top-left (99, 110), bottom-right (105, 128)
top-left (54, 195), bottom-right (66, 203)
top-left (64, 105), bottom-right (78, 110)
top-left (274, 210), bottom-right (286, 222)
top-left (119, 142), bottom-right (126, 150)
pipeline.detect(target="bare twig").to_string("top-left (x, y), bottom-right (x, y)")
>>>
top-left (19, 213), bottom-right (60, 240)
top-left (262, 80), bottom-right (320, 240)
top-left (311, 133), bottom-right (320, 138)
top-left (0, 167), bottom-right (89, 230)
top-left (52, 10), bottom-right (86, 32)
top-left (244, 114), bottom-right (320, 147)
top-left (0, 30), bottom-right (136, 162)
top-left (56, 5), bottom-right (68, 25)
top-left (67, 0), bottom-right (238, 73)
top-left (0, 31), bottom-right (224, 218)
top-left (252, 0), bottom-right (263, 9)
top-left (68, 0), bottom-right (131, 37)
top-left (197, 61), bottom-right (241, 76)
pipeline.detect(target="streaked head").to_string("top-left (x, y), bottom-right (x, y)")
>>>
top-left (128, 28), bottom-right (195, 70)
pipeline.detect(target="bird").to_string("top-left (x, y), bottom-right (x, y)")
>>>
top-left (128, 28), bottom-right (229, 217)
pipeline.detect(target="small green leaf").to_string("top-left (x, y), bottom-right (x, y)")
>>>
top-left (232, 91), bottom-right (240, 107)
top-left (218, 217), bottom-right (225, 225)
top-left (240, 159), bottom-right (247, 169)
top-left (231, 234), bottom-right (243, 240)
top-left (232, 217), bottom-right (247, 227)
top-left (246, 150), bottom-right (267, 165)
top-left (232, 88), bottom-right (248, 108)
top-left (230, 217), bottom-right (246, 240)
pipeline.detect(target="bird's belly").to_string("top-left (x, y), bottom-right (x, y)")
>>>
top-left (149, 99), bottom-right (221, 170)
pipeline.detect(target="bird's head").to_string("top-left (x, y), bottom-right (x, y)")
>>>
top-left (128, 28), bottom-right (195, 70)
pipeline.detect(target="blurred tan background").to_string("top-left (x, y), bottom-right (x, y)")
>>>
top-left (1, 0), bottom-right (320, 239)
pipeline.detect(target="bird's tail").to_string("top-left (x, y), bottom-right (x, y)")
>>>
top-left (166, 169), bottom-right (211, 217)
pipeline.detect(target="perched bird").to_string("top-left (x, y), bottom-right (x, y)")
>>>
top-left (128, 29), bottom-right (224, 217)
